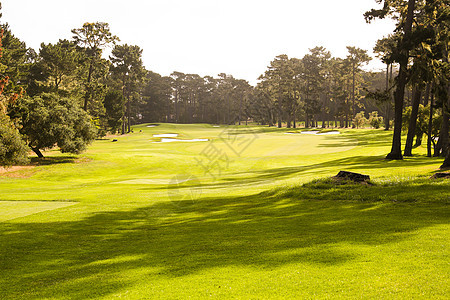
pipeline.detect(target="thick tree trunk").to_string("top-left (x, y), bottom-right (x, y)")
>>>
top-left (31, 147), bottom-right (44, 158)
top-left (404, 88), bottom-right (422, 156)
top-left (438, 80), bottom-right (450, 158)
top-left (441, 147), bottom-right (450, 169)
top-left (435, 107), bottom-right (448, 157)
top-left (438, 97), bottom-right (449, 157)
top-left (386, 0), bottom-right (415, 160)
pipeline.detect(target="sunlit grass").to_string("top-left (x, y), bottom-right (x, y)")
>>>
top-left (0, 124), bottom-right (448, 299)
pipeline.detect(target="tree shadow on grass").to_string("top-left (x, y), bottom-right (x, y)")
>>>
top-left (0, 189), bottom-right (448, 298)
top-left (30, 156), bottom-right (80, 166)
top-left (148, 155), bottom-right (443, 192)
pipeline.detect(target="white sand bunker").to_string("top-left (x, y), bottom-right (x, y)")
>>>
top-left (147, 125), bottom-right (157, 127)
top-left (213, 125), bottom-right (220, 127)
top-left (153, 133), bottom-right (178, 138)
top-left (299, 131), bottom-right (340, 135)
top-left (153, 138), bottom-right (209, 143)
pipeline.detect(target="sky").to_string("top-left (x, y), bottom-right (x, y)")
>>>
top-left (1, 0), bottom-right (395, 85)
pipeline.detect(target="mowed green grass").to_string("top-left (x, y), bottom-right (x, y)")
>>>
top-left (0, 123), bottom-right (449, 299)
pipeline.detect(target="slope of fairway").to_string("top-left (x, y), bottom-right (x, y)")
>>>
top-left (0, 124), bottom-right (448, 299)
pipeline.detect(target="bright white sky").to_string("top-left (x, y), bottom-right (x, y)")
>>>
top-left (1, 0), bottom-right (395, 85)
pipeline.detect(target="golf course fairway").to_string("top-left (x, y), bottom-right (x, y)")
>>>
top-left (1, 123), bottom-right (449, 299)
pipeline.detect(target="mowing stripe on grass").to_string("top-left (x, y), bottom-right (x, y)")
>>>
top-left (0, 201), bottom-right (78, 222)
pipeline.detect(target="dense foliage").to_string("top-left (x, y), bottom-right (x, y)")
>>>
top-left (9, 93), bottom-right (97, 158)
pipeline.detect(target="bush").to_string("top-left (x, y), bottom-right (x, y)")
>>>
top-left (353, 111), bottom-right (367, 128)
top-left (368, 111), bottom-right (383, 129)
top-left (0, 113), bottom-right (29, 166)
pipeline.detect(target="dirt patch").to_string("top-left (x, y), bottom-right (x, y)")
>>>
top-left (0, 166), bottom-right (36, 178)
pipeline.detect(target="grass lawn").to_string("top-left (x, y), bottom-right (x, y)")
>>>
top-left (0, 123), bottom-right (449, 299)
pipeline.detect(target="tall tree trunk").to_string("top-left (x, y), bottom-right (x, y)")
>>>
top-left (427, 88), bottom-right (435, 157)
top-left (404, 87), bottom-right (422, 156)
top-left (127, 99), bottom-right (131, 133)
top-left (175, 90), bottom-right (179, 123)
top-left (384, 63), bottom-right (391, 130)
top-left (352, 60), bottom-right (356, 124)
top-left (386, 0), bottom-right (416, 160)
top-left (277, 100), bottom-right (282, 128)
top-left (423, 83), bottom-right (431, 106)
top-left (121, 116), bottom-right (126, 135)
top-left (434, 120), bottom-right (444, 156)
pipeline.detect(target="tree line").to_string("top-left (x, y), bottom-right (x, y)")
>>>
top-left (0, 0), bottom-right (448, 168)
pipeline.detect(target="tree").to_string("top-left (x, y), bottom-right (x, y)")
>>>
top-left (366, 0), bottom-right (417, 160)
top-left (103, 89), bottom-right (124, 134)
top-left (302, 47), bottom-right (331, 128)
top-left (329, 57), bottom-right (351, 127)
top-left (0, 23), bottom-right (31, 96)
top-left (373, 34), bottom-right (398, 130)
top-left (35, 39), bottom-right (80, 92)
top-left (72, 22), bottom-right (119, 112)
top-left (345, 46), bottom-right (371, 124)
top-left (140, 71), bottom-right (172, 123)
top-left (0, 5), bottom-right (29, 167)
top-left (110, 44), bottom-right (146, 133)
top-left (10, 93), bottom-right (97, 158)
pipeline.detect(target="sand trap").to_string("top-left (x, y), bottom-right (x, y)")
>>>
top-left (317, 131), bottom-right (340, 135)
top-left (147, 125), bottom-right (157, 127)
top-left (153, 138), bottom-right (209, 143)
top-left (213, 125), bottom-right (220, 127)
top-left (299, 131), bottom-right (340, 135)
top-left (153, 133), bottom-right (178, 138)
